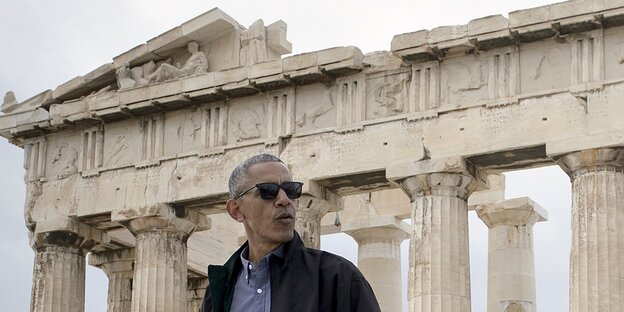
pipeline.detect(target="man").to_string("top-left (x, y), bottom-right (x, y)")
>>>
top-left (201, 154), bottom-right (381, 312)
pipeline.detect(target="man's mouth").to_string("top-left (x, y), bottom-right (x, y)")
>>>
top-left (275, 212), bottom-right (294, 220)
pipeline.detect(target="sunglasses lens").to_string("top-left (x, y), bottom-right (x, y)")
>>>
top-left (254, 182), bottom-right (303, 200)
top-left (283, 182), bottom-right (302, 199)
top-left (257, 183), bottom-right (280, 200)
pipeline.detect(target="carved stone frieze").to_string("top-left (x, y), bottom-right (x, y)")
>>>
top-left (294, 83), bottom-right (337, 132)
top-left (441, 54), bottom-right (489, 107)
top-left (229, 95), bottom-right (267, 143)
top-left (366, 71), bottom-right (409, 119)
top-left (520, 39), bottom-right (571, 94)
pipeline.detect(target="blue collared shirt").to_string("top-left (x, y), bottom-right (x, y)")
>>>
top-left (230, 245), bottom-right (284, 312)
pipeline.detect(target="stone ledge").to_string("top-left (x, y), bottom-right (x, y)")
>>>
top-left (392, 1), bottom-right (624, 61)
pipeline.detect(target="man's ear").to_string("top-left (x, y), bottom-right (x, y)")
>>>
top-left (226, 199), bottom-right (244, 223)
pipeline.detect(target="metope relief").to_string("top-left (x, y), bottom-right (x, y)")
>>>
top-left (229, 96), bottom-right (267, 143)
top-left (520, 40), bottom-right (571, 94)
top-left (365, 71), bottom-right (409, 119)
top-left (295, 84), bottom-right (337, 132)
top-left (103, 121), bottom-right (138, 168)
top-left (47, 142), bottom-right (78, 180)
top-left (440, 55), bottom-right (488, 107)
top-left (604, 26), bottom-right (624, 80)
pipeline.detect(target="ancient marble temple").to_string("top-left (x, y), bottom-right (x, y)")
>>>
top-left (2, 1), bottom-right (624, 311)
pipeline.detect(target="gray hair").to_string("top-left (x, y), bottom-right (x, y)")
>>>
top-left (228, 153), bottom-right (284, 199)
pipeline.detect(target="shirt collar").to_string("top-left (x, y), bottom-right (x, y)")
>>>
top-left (239, 243), bottom-right (286, 265)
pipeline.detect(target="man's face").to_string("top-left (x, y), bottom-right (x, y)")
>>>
top-left (234, 162), bottom-right (297, 249)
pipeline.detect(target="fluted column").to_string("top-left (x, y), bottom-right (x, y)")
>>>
top-left (30, 231), bottom-right (96, 312)
top-left (117, 204), bottom-right (210, 312)
top-left (125, 212), bottom-right (202, 312)
top-left (476, 197), bottom-right (547, 312)
top-left (296, 195), bottom-right (331, 248)
top-left (557, 148), bottom-right (624, 312)
top-left (90, 248), bottom-right (135, 312)
top-left (348, 225), bottom-right (409, 312)
top-left (400, 171), bottom-right (481, 312)
top-left (187, 277), bottom-right (208, 312)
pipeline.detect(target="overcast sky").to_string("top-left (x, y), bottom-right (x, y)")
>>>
top-left (0, 1), bottom-right (571, 311)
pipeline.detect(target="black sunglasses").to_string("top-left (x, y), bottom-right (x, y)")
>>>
top-left (235, 181), bottom-right (304, 200)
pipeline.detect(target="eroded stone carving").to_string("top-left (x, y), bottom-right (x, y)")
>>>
top-left (49, 144), bottom-right (78, 179)
top-left (241, 20), bottom-right (268, 66)
top-left (116, 63), bottom-right (137, 89)
top-left (231, 107), bottom-right (264, 142)
top-left (369, 74), bottom-right (408, 118)
top-left (296, 89), bottom-right (335, 128)
top-left (105, 135), bottom-right (129, 167)
top-left (148, 41), bottom-right (208, 83)
top-left (1, 91), bottom-right (18, 113)
top-left (442, 57), bottom-right (488, 106)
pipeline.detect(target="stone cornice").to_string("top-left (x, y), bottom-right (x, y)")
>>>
top-left (391, 1), bottom-right (624, 61)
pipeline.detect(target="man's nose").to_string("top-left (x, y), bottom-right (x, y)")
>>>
top-left (274, 188), bottom-right (290, 206)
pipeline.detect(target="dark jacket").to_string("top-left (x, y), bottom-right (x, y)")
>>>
top-left (201, 231), bottom-right (381, 312)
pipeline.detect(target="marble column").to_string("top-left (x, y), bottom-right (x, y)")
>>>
top-left (400, 171), bottom-right (481, 312)
top-left (187, 277), bottom-right (208, 312)
top-left (30, 231), bottom-right (95, 312)
top-left (348, 225), bottom-right (409, 312)
top-left (125, 215), bottom-right (199, 312)
top-left (295, 195), bottom-right (331, 248)
top-left (557, 148), bottom-right (624, 312)
top-left (89, 248), bottom-right (135, 312)
top-left (476, 197), bottom-right (547, 312)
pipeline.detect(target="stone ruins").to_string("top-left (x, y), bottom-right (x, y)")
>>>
top-left (1, 1), bottom-right (623, 311)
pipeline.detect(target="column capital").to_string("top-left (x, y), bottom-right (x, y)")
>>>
top-left (116, 203), bottom-right (211, 239)
top-left (347, 224), bottom-right (410, 243)
top-left (30, 218), bottom-right (109, 255)
top-left (476, 197), bottom-right (548, 228)
top-left (400, 172), bottom-right (483, 200)
top-left (89, 248), bottom-right (135, 275)
top-left (556, 147), bottom-right (624, 178)
top-left (387, 156), bottom-right (487, 200)
top-left (296, 194), bottom-right (335, 249)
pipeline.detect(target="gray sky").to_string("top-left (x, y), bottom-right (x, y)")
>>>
top-left (0, 1), bottom-right (570, 311)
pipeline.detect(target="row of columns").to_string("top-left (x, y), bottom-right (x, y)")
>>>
top-left (29, 205), bottom-right (209, 312)
top-left (27, 147), bottom-right (624, 312)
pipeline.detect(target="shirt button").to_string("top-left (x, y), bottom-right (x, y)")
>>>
top-left (248, 264), bottom-right (253, 270)
top-left (257, 289), bottom-right (263, 294)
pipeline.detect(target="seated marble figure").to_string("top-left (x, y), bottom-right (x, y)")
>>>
top-left (148, 41), bottom-right (208, 83)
